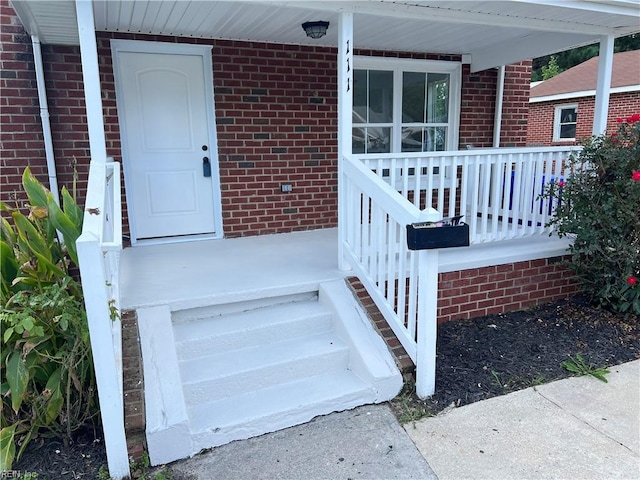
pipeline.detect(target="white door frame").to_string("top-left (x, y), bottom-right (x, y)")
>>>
top-left (111, 39), bottom-right (223, 245)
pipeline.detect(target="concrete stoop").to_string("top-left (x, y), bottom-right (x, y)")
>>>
top-left (137, 279), bottom-right (402, 466)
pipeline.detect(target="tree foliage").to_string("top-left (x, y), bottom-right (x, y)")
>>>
top-left (531, 34), bottom-right (640, 81)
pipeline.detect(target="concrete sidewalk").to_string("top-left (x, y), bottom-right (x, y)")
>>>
top-left (166, 403), bottom-right (437, 479)
top-left (164, 360), bottom-right (639, 479)
top-left (407, 359), bottom-right (640, 480)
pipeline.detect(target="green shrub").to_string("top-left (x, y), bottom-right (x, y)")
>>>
top-left (542, 114), bottom-right (640, 316)
top-left (1, 168), bottom-right (98, 470)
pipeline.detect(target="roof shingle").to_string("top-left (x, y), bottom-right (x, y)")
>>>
top-left (530, 50), bottom-right (640, 98)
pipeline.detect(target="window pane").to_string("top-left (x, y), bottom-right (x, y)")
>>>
top-left (367, 127), bottom-right (391, 153)
top-left (353, 70), bottom-right (368, 124)
top-left (368, 70), bottom-right (393, 123)
top-left (561, 108), bottom-right (577, 123)
top-left (353, 127), bottom-right (391, 153)
top-left (352, 127), bottom-right (366, 153)
top-left (424, 127), bottom-right (447, 151)
top-left (401, 126), bottom-right (423, 152)
top-left (402, 72), bottom-right (426, 123)
top-left (427, 73), bottom-right (449, 123)
top-left (560, 124), bottom-right (576, 139)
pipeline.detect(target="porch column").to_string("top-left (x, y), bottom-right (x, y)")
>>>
top-left (76, 0), bottom-right (107, 164)
top-left (337, 13), bottom-right (354, 271)
top-left (593, 34), bottom-right (614, 135)
top-left (75, 2), bottom-right (130, 479)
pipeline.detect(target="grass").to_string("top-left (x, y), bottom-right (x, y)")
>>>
top-left (98, 452), bottom-right (173, 480)
top-left (388, 382), bottom-right (433, 427)
top-left (561, 354), bottom-right (610, 383)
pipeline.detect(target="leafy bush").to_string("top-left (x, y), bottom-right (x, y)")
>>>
top-left (1, 168), bottom-right (98, 469)
top-left (542, 114), bottom-right (640, 316)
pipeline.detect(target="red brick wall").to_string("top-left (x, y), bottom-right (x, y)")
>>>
top-left (437, 257), bottom-right (580, 323)
top-left (1, 0), bottom-right (95, 215)
top-left (501, 61), bottom-right (532, 147)
top-left (460, 61), bottom-right (531, 148)
top-left (527, 91), bottom-right (640, 146)
top-left (2, 0), bottom-right (534, 238)
top-left (1, 0), bottom-right (49, 207)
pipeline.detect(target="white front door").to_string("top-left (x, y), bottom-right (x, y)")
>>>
top-left (112, 41), bottom-right (222, 242)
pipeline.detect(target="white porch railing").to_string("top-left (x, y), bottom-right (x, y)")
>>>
top-left (356, 146), bottom-right (581, 243)
top-left (76, 161), bottom-right (130, 478)
top-left (342, 154), bottom-right (440, 398)
top-left (341, 146), bottom-right (579, 398)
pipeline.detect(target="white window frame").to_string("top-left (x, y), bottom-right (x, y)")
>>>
top-left (553, 104), bottom-right (578, 142)
top-left (353, 56), bottom-right (462, 153)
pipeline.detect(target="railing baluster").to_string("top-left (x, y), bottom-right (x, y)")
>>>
top-left (447, 157), bottom-right (458, 219)
top-left (414, 158), bottom-right (422, 209)
top-left (402, 156), bottom-right (410, 199)
top-left (490, 154), bottom-right (502, 238)
top-left (436, 157), bottom-right (445, 214)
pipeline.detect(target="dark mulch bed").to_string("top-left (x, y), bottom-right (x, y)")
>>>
top-left (391, 295), bottom-right (639, 419)
top-left (13, 295), bottom-right (639, 478)
top-left (13, 425), bottom-right (107, 479)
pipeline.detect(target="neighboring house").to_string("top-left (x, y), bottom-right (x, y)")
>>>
top-left (2, 1), bottom-right (638, 478)
top-left (528, 50), bottom-right (640, 145)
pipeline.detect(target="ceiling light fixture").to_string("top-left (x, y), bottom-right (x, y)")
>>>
top-left (302, 21), bottom-right (330, 39)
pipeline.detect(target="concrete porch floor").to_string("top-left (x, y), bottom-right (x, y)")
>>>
top-left (119, 228), bottom-right (347, 311)
top-left (119, 227), bottom-right (572, 312)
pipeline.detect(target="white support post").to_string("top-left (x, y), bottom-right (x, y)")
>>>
top-left (593, 34), bottom-right (614, 135)
top-left (75, 2), bottom-right (128, 477)
top-left (337, 13), bottom-right (354, 271)
top-left (415, 208), bottom-right (440, 399)
top-left (416, 248), bottom-right (438, 399)
top-left (75, 0), bottom-right (107, 164)
top-left (77, 232), bottom-right (130, 479)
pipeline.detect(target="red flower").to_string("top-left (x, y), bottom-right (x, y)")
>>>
top-left (617, 117), bottom-right (624, 123)
top-left (627, 276), bottom-right (638, 286)
top-left (626, 113), bottom-right (640, 124)
top-left (633, 171), bottom-right (640, 182)
top-left (557, 180), bottom-right (565, 188)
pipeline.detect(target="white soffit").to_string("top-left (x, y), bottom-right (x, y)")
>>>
top-left (9, 1), bottom-right (640, 71)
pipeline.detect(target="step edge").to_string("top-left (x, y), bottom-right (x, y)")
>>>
top-left (180, 333), bottom-right (350, 385)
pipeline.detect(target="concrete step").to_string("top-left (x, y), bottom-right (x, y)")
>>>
top-left (140, 280), bottom-right (402, 467)
top-left (188, 370), bottom-right (376, 453)
top-left (180, 333), bottom-right (350, 404)
top-left (173, 298), bottom-right (332, 360)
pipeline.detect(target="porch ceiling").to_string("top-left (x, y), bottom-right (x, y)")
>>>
top-left (10, 0), bottom-right (640, 71)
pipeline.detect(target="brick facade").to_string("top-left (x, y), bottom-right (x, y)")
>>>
top-left (460, 61), bottom-right (532, 149)
top-left (1, 0), bottom-right (51, 207)
top-left (527, 91), bottom-right (640, 146)
top-left (121, 311), bottom-right (146, 461)
top-left (2, 1), bottom-right (530, 238)
top-left (437, 257), bottom-right (580, 323)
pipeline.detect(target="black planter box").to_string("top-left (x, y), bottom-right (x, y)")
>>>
top-left (406, 222), bottom-right (470, 250)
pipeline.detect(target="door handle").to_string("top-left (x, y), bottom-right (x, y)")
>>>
top-left (203, 157), bottom-right (211, 177)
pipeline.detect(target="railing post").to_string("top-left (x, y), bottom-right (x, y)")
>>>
top-left (76, 233), bottom-right (130, 479)
top-left (415, 208), bottom-right (440, 399)
top-left (416, 249), bottom-right (439, 399)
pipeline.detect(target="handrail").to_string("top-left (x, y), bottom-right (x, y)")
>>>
top-left (341, 153), bottom-right (439, 397)
top-left (350, 145), bottom-right (581, 160)
top-left (355, 146), bottom-right (580, 243)
top-left (76, 160), bottom-right (129, 478)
